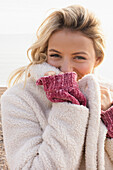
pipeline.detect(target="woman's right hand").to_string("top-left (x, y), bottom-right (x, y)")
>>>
top-left (36, 71), bottom-right (87, 106)
top-left (44, 71), bottom-right (64, 76)
top-left (44, 71), bottom-right (56, 76)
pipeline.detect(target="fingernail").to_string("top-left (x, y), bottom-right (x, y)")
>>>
top-left (59, 72), bottom-right (64, 74)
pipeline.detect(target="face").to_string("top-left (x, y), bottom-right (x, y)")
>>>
top-left (47, 29), bottom-right (99, 80)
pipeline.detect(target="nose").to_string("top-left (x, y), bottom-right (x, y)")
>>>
top-left (59, 60), bottom-right (73, 73)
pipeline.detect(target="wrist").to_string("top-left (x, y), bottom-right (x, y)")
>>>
top-left (36, 72), bottom-right (78, 91)
top-left (101, 105), bottom-right (113, 128)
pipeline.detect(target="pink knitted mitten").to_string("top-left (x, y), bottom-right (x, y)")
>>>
top-left (101, 106), bottom-right (113, 138)
top-left (36, 72), bottom-right (87, 106)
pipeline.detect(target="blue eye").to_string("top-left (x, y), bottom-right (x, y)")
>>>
top-left (49, 54), bottom-right (61, 58)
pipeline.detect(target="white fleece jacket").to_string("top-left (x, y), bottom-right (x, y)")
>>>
top-left (1, 62), bottom-right (113, 170)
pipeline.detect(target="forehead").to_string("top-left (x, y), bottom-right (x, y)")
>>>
top-left (48, 29), bottom-right (95, 53)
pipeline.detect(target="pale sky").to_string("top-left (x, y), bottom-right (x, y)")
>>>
top-left (0, 0), bottom-right (113, 85)
top-left (0, 0), bottom-right (113, 34)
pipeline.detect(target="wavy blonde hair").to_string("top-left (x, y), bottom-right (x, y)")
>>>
top-left (8, 5), bottom-right (105, 88)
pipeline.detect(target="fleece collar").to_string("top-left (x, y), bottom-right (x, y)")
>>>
top-left (29, 62), bottom-right (107, 170)
top-left (29, 62), bottom-right (61, 81)
top-left (29, 62), bottom-right (113, 92)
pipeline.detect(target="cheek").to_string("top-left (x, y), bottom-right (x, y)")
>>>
top-left (75, 63), bottom-right (95, 76)
top-left (47, 58), bottom-right (59, 68)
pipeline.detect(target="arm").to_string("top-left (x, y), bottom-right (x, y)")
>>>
top-left (1, 86), bottom-right (89, 170)
top-left (101, 106), bottom-right (113, 161)
top-left (36, 72), bottom-right (87, 106)
top-left (101, 106), bottom-right (113, 138)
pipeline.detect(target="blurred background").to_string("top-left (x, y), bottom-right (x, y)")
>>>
top-left (0, 0), bottom-right (113, 86)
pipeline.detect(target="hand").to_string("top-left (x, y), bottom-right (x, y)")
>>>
top-left (36, 72), bottom-right (87, 106)
top-left (44, 71), bottom-right (64, 76)
top-left (100, 86), bottom-right (112, 111)
top-left (38, 71), bottom-right (80, 104)
top-left (44, 71), bottom-right (56, 76)
top-left (46, 89), bottom-right (80, 105)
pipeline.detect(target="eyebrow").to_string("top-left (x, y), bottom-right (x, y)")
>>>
top-left (48, 49), bottom-right (88, 56)
top-left (49, 49), bottom-right (61, 54)
top-left (72, 52), bottom-right (88, 56)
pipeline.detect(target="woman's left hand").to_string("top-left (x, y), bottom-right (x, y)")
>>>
top-left (100, 86), bottom-right (112, 111)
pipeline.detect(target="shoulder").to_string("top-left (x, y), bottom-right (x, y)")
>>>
top-left (1, 76), bottom-right (50, 112)
top-left (1, 77), bottom-right (37, 104)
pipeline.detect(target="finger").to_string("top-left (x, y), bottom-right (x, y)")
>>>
top-left (101, 88), bottom-right (111, 97)
top-left (100, 86), bottom-right (112, 96)
top-left (44, 71), bottom-right (56, 76)
top-left (100, 86), bottom-right (111, 91)
top-left (100, 85), bottom-right (107, 89)
top-left (59, 72), bottom-right (64, 74)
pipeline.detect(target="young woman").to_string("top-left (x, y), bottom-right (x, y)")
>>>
top-left (1, 5), bottom-right (113, 170)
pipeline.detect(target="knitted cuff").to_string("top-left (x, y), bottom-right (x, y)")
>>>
top-left (46, 90), bottom-right (80, 105)
top-left (36, 72), bottom-right (78, 92)
top-left (101, 106), bottom-right (113, 138)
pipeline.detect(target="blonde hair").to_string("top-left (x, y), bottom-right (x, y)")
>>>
top-left (8, 5), bottom-right (105, 88)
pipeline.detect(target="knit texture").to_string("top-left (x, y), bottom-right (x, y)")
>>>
top-left (101, 106), bottom-right (113, 138)
top-left (36, 72), bottom-right (87, 106)
top-left (1, 62), bottom-right (113, 170)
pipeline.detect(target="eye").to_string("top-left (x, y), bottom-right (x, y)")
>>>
top-left (49, 54), bottom-right (61, 58)
top-left (74, 56), bottom-right (86, 60)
